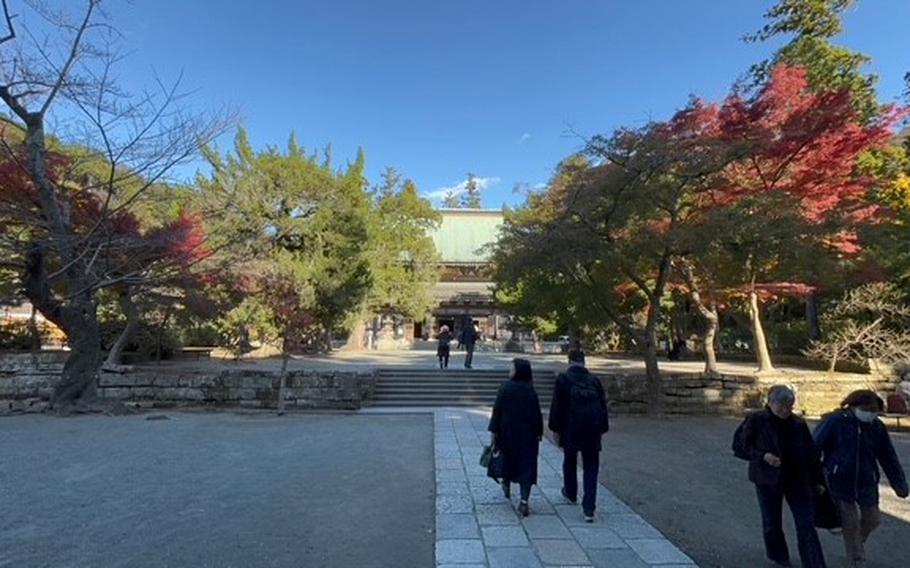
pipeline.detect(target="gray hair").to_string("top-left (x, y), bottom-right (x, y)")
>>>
top-left (767, 385), bottom-right (795, 406)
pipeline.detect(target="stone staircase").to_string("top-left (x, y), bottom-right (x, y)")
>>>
top-left (370, 367), bottom-right (556, 408)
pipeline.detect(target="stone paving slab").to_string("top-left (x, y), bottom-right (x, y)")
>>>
top-left (433, 409), bottom-right (697, 567)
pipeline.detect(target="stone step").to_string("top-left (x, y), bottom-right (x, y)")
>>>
top-left (375, 379), bottom-right (555, 387)
top-left (369, 368), bottom-right (556, 408)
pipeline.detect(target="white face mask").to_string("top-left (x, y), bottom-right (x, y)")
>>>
top-left (854, 409), bottom-right (877, 423)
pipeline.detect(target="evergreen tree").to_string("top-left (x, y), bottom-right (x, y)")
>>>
top-left (461, 172), bottom-right (483, 209)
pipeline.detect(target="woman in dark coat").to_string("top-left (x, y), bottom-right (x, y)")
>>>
top-left (436, 325), bottom-right (452, 369)
top-left (488, 358), bottom-right (543, 517)
top-left (814, 390), bottom-right (908, 567)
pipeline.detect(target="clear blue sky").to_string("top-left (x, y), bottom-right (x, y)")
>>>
top-left (105, 0), bottom-right (909, 208)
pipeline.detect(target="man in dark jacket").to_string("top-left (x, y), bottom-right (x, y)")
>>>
top-left (737, 385), bottom-right (827, 568)
top-left (458, 319), bottom-right (480, 369)
top-left (548, 350), bottom-right (609, 522)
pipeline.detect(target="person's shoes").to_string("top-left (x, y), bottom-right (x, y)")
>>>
top-left (518, 501), bottom-right (530, 517)
top-left (583, 511), bottom-right (595, 523)
top-left (501, 481), bottom-right (511, 500)
top-left (561, 487), bottom-right (577, 504)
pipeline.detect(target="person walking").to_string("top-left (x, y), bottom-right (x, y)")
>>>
top-left (736, 385), bottom-right (827, 568)
top-left (458, 318), bottom-right (479, 369)
top-left (814, 390), bottom-right (908, 568)
top-left (488, 358), bottom-right (543, 517)
top-left (436, 325), bottom-right (453, 369)
top-left (548, 350), bottom-right (609, 522)
top-left (567, 340), bottom-right (585, 365)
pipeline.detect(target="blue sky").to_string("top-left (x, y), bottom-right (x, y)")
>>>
top-left (103, 1), bottom-right (910, 208)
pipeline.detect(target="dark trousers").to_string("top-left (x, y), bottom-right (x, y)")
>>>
top-left (502, 480), bottom-right (532, 501)
top-left (755, 484), bottom-right (827, 568)
top-left (562, 446), bottom-right (599, 515)
top-left (438, 354), bottom-right (449, 368)
top-left (464, 344), bottom-right (475, 368)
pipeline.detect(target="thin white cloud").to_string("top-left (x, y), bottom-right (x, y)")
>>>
top-left (519, 133), bottom-right (531, 144)
top-left (425, 176), bottom-right (501, 200)
top-left (533, 182), bottom-right (547, 190)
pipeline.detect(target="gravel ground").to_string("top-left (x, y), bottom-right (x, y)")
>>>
top-left (597, 415), bottom-right (910, 568)
top-left (0, 412), bottom-right (434, 568)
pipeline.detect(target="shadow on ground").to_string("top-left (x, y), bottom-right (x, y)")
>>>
top-left (0, 412), bottom-right (434, 568)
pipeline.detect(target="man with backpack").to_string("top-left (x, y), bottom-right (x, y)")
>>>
top-left (548, 350), bottom-right (609, 522)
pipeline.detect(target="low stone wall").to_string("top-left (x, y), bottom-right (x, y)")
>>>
top-left (601, 370), bottom-right (897, 417)
top-left (0, 353), bottom-right (376, 414)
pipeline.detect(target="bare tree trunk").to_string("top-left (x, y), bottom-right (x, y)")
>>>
top-left (806, 292), bottom-right (821, 341)
top-left (680, 262), bottom-right (720, 375)
top-left (324, 328), bottom-right (333, 352)
top-left (155, 307), bottom-right (172, 364)
top-left (346, 320), bottom-right (366, 351)
top-left (23, 246), bottom-right (101, 409)
top-left (749, 291), bottom-right (775, 373)
top-left (702, 306), bottom-right (720, 375)
top-left (28, 304), bottom-right (42, 352)
top-left (276, 343), bottom-right (290, 415)
top-left (642, 328), bottom-right (663, 413)
top-left (104, 286), bottom-right (140, 368)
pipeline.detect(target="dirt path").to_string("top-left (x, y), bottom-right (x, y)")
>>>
top-left (597, 416), bottom-right (910, 568)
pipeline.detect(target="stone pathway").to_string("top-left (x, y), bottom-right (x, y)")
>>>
top-left (434, 408), bottom-right (697, 568)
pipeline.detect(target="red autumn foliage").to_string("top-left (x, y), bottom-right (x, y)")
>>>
top-left (712, 65), bottom-right (903, 224)
top-left (0, 135), bottom-right (210, 283)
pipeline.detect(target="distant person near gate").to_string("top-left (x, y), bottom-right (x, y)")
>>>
top-left (458, 319), bottom-right (480, 369)
top-left (436, 325), bottom-right (453, 369)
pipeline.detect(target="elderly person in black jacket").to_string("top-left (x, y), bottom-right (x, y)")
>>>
top-left (814, 390), bottom-right (908, 568)
top-left (738, 385), bottom-right (827, 568)
top-left (488, 358), bottom-right (543, 517)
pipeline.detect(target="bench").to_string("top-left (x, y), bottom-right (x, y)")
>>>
top-left (883, 394), bottom-right (909, 431)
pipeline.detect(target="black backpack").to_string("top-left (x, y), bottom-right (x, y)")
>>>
top-left (732, 416), bottom-right (750, 460)
top-left (569, 374), bottom-right (606, 434)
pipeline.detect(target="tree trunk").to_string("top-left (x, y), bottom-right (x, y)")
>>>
top-left (104, 287), bottom-right (140, 369)
top-left (749, 291), bottom-right (775, 373)
top-left (155, 307), bottom-right (172, 364)
top-left (324, 328), bottom-right (333, 352)
top-left (806, 292), bottom-right (821, 341)
top-left (22, 245), bottom-right (102, 408)
top-left (28, 304), bottom-right (42, 352)
top-left (702, 306), bottom-right (720, 375)
top-left (642, 330), bottom-right (663, 414)
top-left (345, 320), bottom-right (366, 351)
top-left (679, 263), bottom-right (720, 376)
top-left (276, 346), bottom-right (290, 415)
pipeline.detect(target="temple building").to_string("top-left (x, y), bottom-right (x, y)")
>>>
top-left (425, 208), bottom-right (505, 341)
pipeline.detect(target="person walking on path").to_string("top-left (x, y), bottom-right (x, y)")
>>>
top-left (458, 319), bottom-right (480, 369)
top-left (436, 325), bottom-right (453, 369)
top-left (567, 340), bottom-right (585, 365)
top-left (814, 390), bottom-right (908, 568)
top-left (736, 385), bottom-right (827, 568)
top-left (488, 358), bottom-right (543, 517)
top-left (548, 349), bottom-right (609, 522)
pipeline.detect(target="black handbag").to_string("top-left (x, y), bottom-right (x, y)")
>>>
top-left (480, 444), bottom-right (505, 480)
top-left (814, 486), bottom-right (841, 530)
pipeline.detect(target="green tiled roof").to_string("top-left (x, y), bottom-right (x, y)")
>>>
top-left (431, 209), bottom-right (504, 263)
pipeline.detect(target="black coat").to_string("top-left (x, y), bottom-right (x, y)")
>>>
top-left (814, 410), bottom-right (909, 507)
top-left (437, 331), bottom-right (452, 357)
top-left (739, 409), bottom-right (824, 490)
top-left (547, 365), bottom-right (609, 452)
top-left (488, 380), bottom-right (543, 485)
top-left (459, 326), bottom-right (479, 347)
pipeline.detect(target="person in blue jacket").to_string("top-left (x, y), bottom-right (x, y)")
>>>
top-left (814, 390), bottom-right (909, 568)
